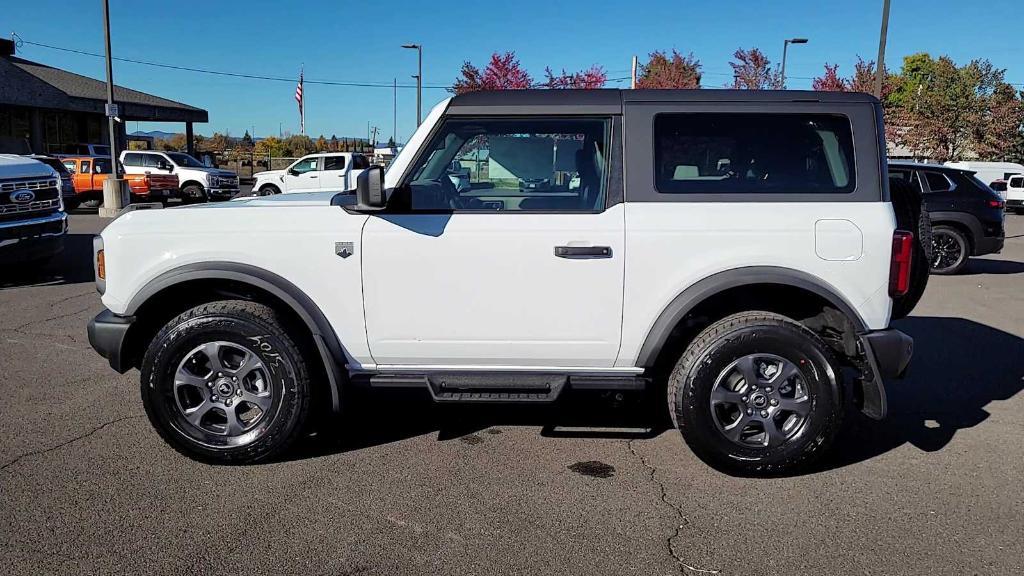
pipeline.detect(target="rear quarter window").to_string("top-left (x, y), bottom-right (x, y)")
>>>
top-left (653, 113), bottom-right (855, 194)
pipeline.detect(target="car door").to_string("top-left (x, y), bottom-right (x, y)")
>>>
top-left (282, 156), bottom-right (321, 193)
top-left (360, 115), bottom-right (624, 368)
top-left (318, 155), bottom-right (348, 193)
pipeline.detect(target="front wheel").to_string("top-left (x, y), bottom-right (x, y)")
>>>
top-left (140, 300), bottom-right (311, 464)
top-left (258, 184), bottom-right (281, 196)
top-left (181, 184), bottom-right (207, 204)
top-left (669, 311), bottom-right (843, 475)
top-left (930, 225), bottom-right (969, 275)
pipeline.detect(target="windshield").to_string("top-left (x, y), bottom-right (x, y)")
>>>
top-left (165, 152), bottom-right (206, 168)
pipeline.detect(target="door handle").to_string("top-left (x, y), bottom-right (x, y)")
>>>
top-left (310, 175), bottom-right (318, 178)
top-left (554, 246), bottom-right (612, 259)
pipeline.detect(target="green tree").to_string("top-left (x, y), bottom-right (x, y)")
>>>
top-left (242, 130), bottom-right (254, 147)
top-left (636, 50), bottom-right (702, 89)
top-left (315, 135), bottom-right (329, 152)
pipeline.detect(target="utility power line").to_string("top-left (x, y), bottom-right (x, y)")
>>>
top-left (16, 38), bottom-right (451, 89)
top-left (16, 35), bottom-right (1022, 89)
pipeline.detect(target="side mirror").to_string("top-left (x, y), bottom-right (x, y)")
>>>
top-left (287, 169), bottom-right (299, 177)
top-left (355, 165), bottom-right (386, 211)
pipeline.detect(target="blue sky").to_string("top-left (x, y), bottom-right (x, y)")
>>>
top-left (7, 0), bottom-right (1023, 143)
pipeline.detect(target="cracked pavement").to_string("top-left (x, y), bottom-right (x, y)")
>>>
top-left (1, 213), bottom-right (1022, 575)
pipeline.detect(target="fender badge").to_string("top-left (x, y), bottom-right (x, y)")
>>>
top-left (335, 242), bottom-right (354, 258)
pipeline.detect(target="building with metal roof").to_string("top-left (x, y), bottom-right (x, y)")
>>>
top-left (0, 38), bottom-right (207, 156)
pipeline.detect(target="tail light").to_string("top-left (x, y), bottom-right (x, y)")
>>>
top-left (988, 199), bottom-right (1004, 209)
top-left (889, 230), bottom-right (914, 298)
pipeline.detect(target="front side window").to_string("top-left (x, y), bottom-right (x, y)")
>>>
top-left (323, 156), bottom-right (346, 171)
top-left (399, 117), bottom-right (608, 212)
top-left (142, 154), bottom-right (163, 168)
top-left (290, 157), bottom-right (319, 174)
top-left (93, 159), bottom-right (112, 174)
top-left (165, 152), bottom-right (205, 168)
top-left (654, 113), bottom-right (855, 194)
top-left (352, 154), bottom-right (370, 169)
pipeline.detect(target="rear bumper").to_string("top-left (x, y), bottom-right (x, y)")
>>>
top-left (87, 309), bottom-right (134, 373)
top-left (856, 328), bottom-right (914, 420)
top-left (973, 234), bottom-right (1004, 256)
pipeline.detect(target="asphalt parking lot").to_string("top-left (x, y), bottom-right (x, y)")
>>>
top-left (1, 211), bottom-right (1022, 575)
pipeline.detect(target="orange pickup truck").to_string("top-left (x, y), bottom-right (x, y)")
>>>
top-left (61, 156), bottom-right (181, 208)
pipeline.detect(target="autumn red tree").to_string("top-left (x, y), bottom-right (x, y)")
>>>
top-left (451, 52), bottom-right (532, 94)
top-left (543, 66), bottom-right (607, 89)
top-left (636, 50), bottom-right (702, 89)
top-left (812, 64), bottom-right (848, 91)
top-left (728, 48), bottom-right (783, 90)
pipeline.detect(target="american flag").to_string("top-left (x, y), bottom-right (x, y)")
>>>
top-left (295, 69), bottom-right (304, 134)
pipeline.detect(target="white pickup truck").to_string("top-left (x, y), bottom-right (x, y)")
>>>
top-left (252, 152), bottom-right (371, 195)
top-left (121, 150), bottom-right (239, 202)
top-left (0, 154), bottom-right (67, 265)
top-left (88, 90), bottom-right (919, 475)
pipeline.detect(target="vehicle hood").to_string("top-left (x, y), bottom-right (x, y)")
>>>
top-left (181, 166), bottom-right (237, 177)
top-left (0, 154), bottom-right (58, 179)
top-left (253, 169), bottom-right (286, 180)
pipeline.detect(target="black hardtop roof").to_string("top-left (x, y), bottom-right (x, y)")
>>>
top-left (888, 161), bottom-right (972, 174)
top-left (448, 88), bottom-right (880, 112)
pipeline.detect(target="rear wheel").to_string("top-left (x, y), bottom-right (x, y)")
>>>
top-left (669, 311), bottom-right (843, 475)
top-left (930, 225), bottom-right (969, 275)
top-left (140, 300), bottom-right (311, 464)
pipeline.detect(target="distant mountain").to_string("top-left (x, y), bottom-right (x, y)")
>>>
top-left (131, 130), bottom-right (180, 140)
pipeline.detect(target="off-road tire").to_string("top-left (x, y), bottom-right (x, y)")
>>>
top-left (890, 176), bottom-right (931, 319)
top-left (140, 300), bottom-right (311, 464)
top-left (668, 311), bottom-right (844, 476)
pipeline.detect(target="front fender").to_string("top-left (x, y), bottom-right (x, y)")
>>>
top-left (124, 262), bottom-right (348, 413)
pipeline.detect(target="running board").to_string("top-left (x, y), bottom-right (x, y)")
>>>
top-left (355, 372), bottom-right (648, 403)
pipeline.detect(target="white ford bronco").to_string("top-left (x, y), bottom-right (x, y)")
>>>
top-left (88, 90), bottom-right (916, 474)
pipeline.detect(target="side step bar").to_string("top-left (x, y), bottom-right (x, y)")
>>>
top-left (354, 372), bottom-right (648, 403)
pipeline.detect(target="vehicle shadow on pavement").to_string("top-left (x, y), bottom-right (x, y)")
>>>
top-left (824, 316), bottom-right (1024, 471)
top-left (282, 390), bottom-right (668, 463)
top-left (0, 233), bottom-right (96, 289)
top-left (959, 258), bottom-right (1024, 275)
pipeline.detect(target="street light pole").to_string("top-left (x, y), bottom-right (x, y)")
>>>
top-left (874, 0), bottom-right (891, 98)
top-left (780, 38), bottom-right (808, 88)
top-left (100, 0), bottom-right (126, 216)
top-left (402, 44), bottom-right (422, 127)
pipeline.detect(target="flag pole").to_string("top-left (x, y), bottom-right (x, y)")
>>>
top-left (300, 64), bottom-right (305, 136)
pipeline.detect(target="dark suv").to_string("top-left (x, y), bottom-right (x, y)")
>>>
top-left (889, 162), bottom-right (1005, 274)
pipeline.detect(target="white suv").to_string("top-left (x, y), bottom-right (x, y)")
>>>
top-left (1006, 174), bottom-right (1024, 214)
top-left (88, 90), bottom-right (916, 475)
top-left (121, 150), bottom-right (239, 202)
top-left (252, 152), bottom-right (371, 195)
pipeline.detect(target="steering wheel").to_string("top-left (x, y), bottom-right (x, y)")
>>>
top-left (436, 174), bottom-right (465, 210)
